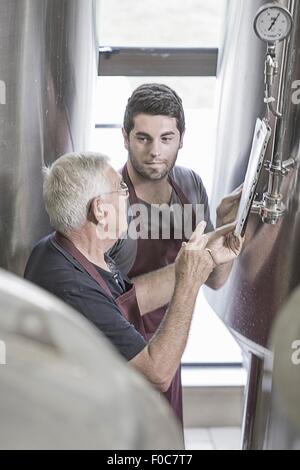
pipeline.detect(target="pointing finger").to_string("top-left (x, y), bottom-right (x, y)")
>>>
top-left (186, 221), bottom-right (209, 251)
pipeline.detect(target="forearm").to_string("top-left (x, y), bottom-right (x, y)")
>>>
top-left (205, 261), bottom-right (233, 290)
top-left (132, 280), bottom-right (200, 390)
top-left (133, 254), bottom-right (234, 309)
top-left (132, 264), bottom-right (175, 316)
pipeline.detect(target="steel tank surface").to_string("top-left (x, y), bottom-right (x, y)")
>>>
top-left (0, 0), bottom-right (98, 275)
top-left (205, 0), bottom-right (300, 449)
top-left (255, 287), bottom-right (300, 450)
top-left (0, 268), bottom-right (183, 450)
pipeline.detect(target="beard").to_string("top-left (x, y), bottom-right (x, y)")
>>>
top-left (128, 148), bottom-right (179, 181)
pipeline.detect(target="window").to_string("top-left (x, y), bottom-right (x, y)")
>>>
top-left (97, 0), bottom-right (224, 48)
top-left (91, 0), bottom-right (242, 365)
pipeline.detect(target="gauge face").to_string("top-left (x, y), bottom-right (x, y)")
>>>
top-left (254, 4), bottom-right (293, 42)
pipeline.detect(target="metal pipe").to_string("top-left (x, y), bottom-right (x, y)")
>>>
top-left (253, 0), bottom-right (297, 224)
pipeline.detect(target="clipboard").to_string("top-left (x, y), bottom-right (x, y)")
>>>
top-left (234, 118), bottom-right (272, 237)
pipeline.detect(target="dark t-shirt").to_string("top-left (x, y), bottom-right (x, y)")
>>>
top-left (24, 235), bottom-right (147, 361)
top-left (109, 165), bottom-right (214, 275)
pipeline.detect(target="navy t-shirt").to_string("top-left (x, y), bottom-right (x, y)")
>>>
top-left (24, 234), bottom-right (147, 361)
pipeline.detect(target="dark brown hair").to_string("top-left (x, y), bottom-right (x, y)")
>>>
top-left (123, 83), bottom-right (185, 137)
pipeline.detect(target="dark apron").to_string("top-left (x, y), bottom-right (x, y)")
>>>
top-left (122, 164), bottom-right (196, 425)
top-left (54, 232), bottom-right (147, 339)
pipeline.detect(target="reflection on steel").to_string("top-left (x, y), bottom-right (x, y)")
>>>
top-left (241, 354), bottom-right (263, 450)
top-left (0, 269), bottom-right (182, 450)
top-left (257, 288), bottom-right (300, 450)
top-left (206, 0), bottom-right (300, 449)
top-left (0, 0), bottom-right (98, 275)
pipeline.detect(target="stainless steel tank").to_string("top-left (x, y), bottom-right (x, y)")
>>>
top-left (205, 0), bottom-right (300, 449)
top-left (0, 268), bottom-right (182, 450)
top-left (255, 287), bottom-right (300, 450)
top-left (0, 0), bottom-right (98, 275)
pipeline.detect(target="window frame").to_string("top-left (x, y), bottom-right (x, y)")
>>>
top-left (99, 47), bottom-right (218, 77)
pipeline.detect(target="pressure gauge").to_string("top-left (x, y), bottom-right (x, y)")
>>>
top-left (254, 3), bottom-right (293, 43)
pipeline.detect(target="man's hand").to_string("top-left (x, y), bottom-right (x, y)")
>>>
top-left (206, 223), bottom-right (244, 266)
top-left (216, 184), bottom-right (243, 227)
top-left (175, 221), bottom-right (215, 289)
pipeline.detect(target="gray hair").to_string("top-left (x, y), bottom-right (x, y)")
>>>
top-left (43, 152), bottom-right (110, 234)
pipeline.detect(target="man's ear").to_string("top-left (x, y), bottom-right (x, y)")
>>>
top-left (122, 127), bottom-right (130, 151)
top-left (90, 197), bottom-right (104, 223)
top-left (179, 130), bottom-right (185, 149)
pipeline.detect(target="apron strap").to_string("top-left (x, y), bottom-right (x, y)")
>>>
top-left (54, 232), bottom-right (113, 299)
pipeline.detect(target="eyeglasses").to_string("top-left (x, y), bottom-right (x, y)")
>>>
top-left (99, 181), bottom-right (129, 198)
top-left (88, 181), bottom-right (129, 213)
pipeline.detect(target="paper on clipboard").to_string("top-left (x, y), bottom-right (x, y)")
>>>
top-left (234, 118), bottom-right (271, 237)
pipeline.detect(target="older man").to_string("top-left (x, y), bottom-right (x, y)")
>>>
top-left (25, 152), bottom-right (243, 425)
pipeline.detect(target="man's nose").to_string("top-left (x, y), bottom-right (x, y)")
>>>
top-left (150, 140), bottom-right (162, 158)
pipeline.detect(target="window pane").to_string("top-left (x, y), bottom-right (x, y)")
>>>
top-left (97, 0), bottom-right (226, 48)
top-left (95, 76), bottom-right (216, 122)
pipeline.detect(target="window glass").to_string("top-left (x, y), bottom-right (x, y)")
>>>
top-left (97, 0), bottom-right (225, 48)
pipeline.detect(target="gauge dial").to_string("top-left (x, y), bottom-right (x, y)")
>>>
top-left (254, 4), bottom-right (293, 43)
